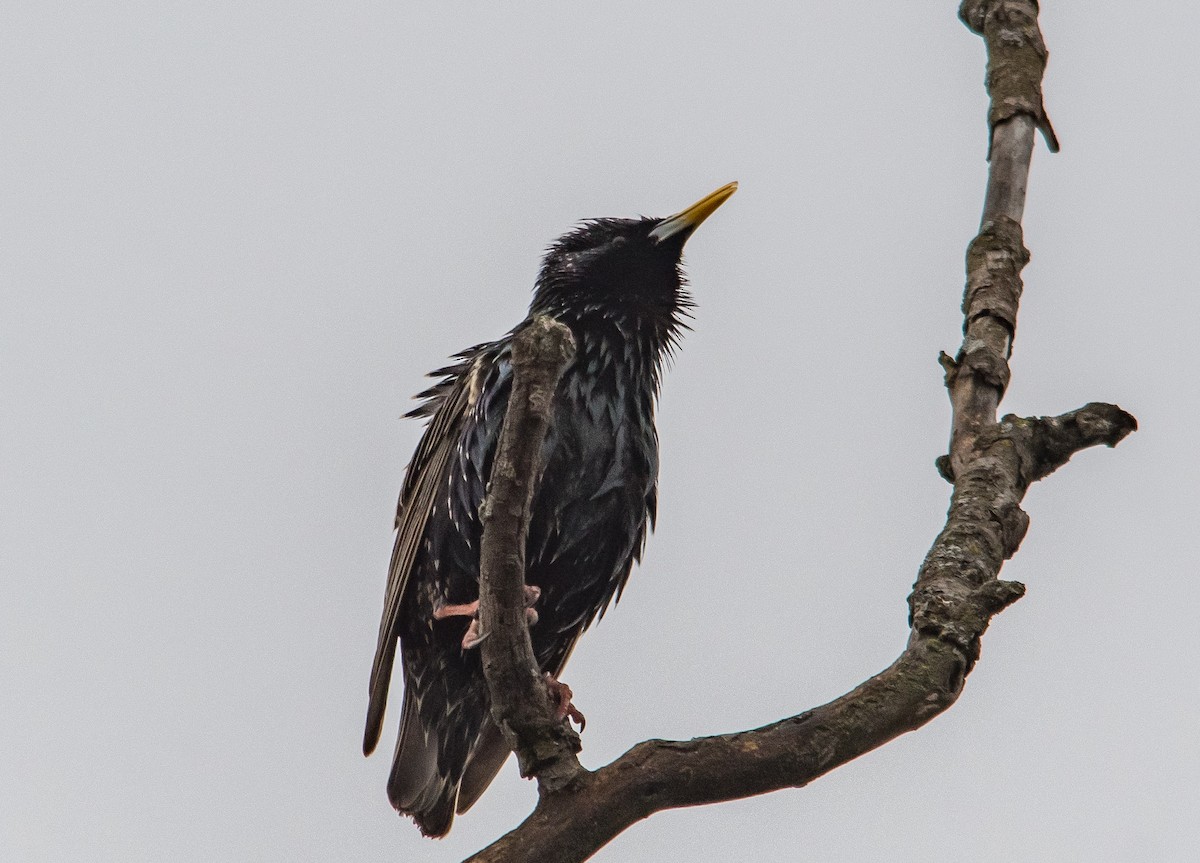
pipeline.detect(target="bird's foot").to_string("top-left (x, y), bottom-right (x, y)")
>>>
top-left (460, 617), bottom-right (487, 650)
top-left (433, 586), bottom-right (542, 651)
top-left (543, 672), bottom-right (586, 731)
top-left (522, 584), bottom-right (542, 625)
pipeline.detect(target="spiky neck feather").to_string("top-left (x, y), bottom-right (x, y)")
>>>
top-left (527, 217), bottom-right (693, 388)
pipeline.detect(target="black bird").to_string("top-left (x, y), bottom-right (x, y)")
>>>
top-left (363, 182), bottom-right (737, 837)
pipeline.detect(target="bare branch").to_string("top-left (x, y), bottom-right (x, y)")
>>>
top-left (477, 317), bottom-right (586, 790)
top-left (942, 0), bottom-right (1061, 476)
top-left (463, 5), bottom-right (1135, 861)
top-left (960, 0), bottom-right (1059, 156)
top-left (996, 404), bottom-right (1138, 485)
top-left (467, 401), bottom-right (1132, 863)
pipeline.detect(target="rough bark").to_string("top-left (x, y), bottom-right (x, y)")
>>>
top-left (465, 4), bottom-right (1136, 862)
top-left (477, 317), bottom-right (585, 791)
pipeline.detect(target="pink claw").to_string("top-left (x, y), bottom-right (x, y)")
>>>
top-left (543, 673), bottom-right (586, 731)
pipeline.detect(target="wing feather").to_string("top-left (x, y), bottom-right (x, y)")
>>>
top-left (363, 352), bottom-right (485, 755)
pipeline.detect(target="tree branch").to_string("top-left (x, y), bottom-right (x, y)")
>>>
top-left (468, 405), bottom-right (1132, 863)
top-left (938, 0), bottom-right (1061, 478)
top-left (466, 4), bottom-right (1135, 861)
top-left (477, 317), bottom-right (585, 789)
top-left (960, 0), bottom-right (1059, 157)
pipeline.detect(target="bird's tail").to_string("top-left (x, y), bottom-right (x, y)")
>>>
top-left (387, 687), bottom-right (459, 838)
top-left (386, 680), bottom-right (514, 838)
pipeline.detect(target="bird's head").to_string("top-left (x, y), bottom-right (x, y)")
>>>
top-left (529, 182), bottom-right (737, 336)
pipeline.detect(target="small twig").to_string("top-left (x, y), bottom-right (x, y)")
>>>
top-left (477, 316), bottom-right (587, 790)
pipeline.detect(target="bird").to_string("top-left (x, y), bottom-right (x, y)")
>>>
top-left (363, 182), bottom-right (737, 837)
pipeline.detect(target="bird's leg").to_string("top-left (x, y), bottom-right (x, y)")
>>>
top-left (542, 672), bottom-right (586, 731)
top-left (432, 600), bottom-right (485, 650)
top-left (433, 586), bottom-right (542, 651)
top-left (432, 600), bottom-right (479, 620)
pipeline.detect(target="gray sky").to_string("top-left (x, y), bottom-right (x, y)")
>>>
top-left (3, 2), bottom-right (1197, 861)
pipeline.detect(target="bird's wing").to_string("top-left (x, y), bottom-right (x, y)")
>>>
top-left (363, 349), bottom-right (487, 755)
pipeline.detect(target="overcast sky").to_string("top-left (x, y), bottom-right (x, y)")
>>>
top-left (4, 2), bottom-right (1197, 861)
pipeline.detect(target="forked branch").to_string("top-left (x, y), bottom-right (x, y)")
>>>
top-left (466, 4), bottom-right (1135, 862)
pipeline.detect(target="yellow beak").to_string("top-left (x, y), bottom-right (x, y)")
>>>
top-left (648, 181), bottom-right (738, 245)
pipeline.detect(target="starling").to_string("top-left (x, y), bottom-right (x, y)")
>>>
top-left (363, 182), bottom-right (737, 837)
